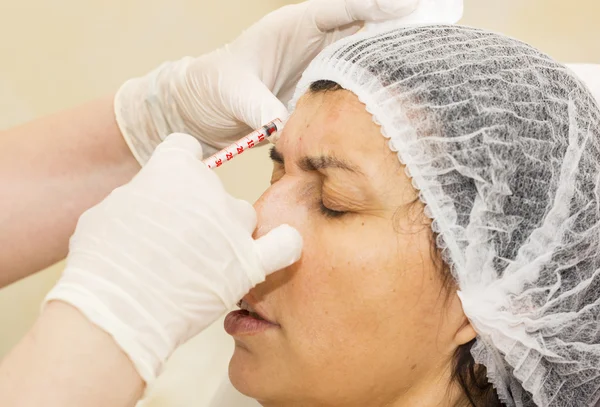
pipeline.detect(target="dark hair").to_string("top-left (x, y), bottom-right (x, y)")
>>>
top-left (308, 79), bottom-right (503, 407)
top-left (430, 231), bottom-right (503, 407)
top-left (309, 79), bottom-right (344, 93)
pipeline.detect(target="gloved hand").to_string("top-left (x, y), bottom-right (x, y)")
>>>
top-left (44, 133), bottom-right (302, 383)
top-left (114, 0), bottom-right (420, 164)
top-left (567, 64), bottom-right (600, 104)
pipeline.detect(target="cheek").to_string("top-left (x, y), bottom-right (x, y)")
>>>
top-left (279, 222), bottom-right (447, 357)
top-left (279, 223), bottom-right (403, 341)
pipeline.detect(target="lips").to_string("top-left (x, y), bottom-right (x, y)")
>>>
top-left (238, 299), bottom-right (275, 323)
top-left (224, 298), bottom-right (279, 336)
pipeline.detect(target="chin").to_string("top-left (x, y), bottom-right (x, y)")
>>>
top-left (228, 345), bottom-right (273, 402)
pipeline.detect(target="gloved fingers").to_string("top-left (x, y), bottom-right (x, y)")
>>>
top-left (253, 224), bottom-right (303, 278)
top-left (133, 132), bottom-right (234, 197)
top-left (567, 64), bottom-right (600, 104)
top-left (153, 133), bottom-right (204, 160)
top-left (312, 0), bottom-right (420, 32)
top-left (228, 75), bottom-right (290, 131)
top-left (346, 0), bottom-right (421, 21)
top-left (229, 199), bottom-right (258, 235)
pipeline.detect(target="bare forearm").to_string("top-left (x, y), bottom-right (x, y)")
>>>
top-left (0, 301), bottom-right (144, 407)
top-left (0, 96), bottom-right (139, 287)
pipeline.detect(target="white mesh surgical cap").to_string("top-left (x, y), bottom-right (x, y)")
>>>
top-left (289, 25), bottom-right (600, 407)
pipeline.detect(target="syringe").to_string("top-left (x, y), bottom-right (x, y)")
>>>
top-left (203, 119), bottom-right (283, 169)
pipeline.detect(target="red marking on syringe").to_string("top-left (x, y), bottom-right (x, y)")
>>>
top-left (203, 119), bottom-right (283, 169)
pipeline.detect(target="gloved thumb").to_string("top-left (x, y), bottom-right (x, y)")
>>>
top-left (312, 0), bottom-right (420, 32)
top-left (153, 132), bottom-right (205, 160)
top-left (233, 75), bottom-right (289, 131)
top-left (254, 224), bottom-right (303, 279)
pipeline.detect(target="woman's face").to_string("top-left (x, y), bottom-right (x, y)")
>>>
top-left (227, 89), bottom-right (475, 406)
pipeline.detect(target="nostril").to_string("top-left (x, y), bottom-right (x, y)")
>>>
top-left (252, 224), bottom-right (265, 240)
top-left (253, 214), bottom-right (279, 240)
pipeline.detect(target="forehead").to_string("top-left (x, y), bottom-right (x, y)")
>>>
top-left (278, 90), bottom-right (385, 158)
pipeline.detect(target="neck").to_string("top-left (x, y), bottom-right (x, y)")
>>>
top-left (259, 363), bottom-right (469, 407)
top-left (384, 364), bottom-right (468, 407)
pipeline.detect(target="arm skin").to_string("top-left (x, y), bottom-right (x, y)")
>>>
top-left (0, 95), bottom-right (140, 288)
top-left (0, 301), bottom-right (145, 407)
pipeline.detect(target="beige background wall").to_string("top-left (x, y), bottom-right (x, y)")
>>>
top-left (1, 1), bottom-right (599, 406)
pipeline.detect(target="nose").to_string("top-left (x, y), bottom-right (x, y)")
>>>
top-left (253, 176), bottom-right (307, 241)
top-left (251, 177), bottom-right (307, 296)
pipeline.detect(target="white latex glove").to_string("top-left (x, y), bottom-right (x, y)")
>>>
top-left (114, 0), bottom-right (420, 164)
top-left (364, 0), bottom-right (463, 32)
top-left (44, 133), bottom-right (302, 383)
top-left (567, 63), bottom-right (600, 105)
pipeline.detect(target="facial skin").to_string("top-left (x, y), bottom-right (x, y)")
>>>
top-left (228, 89), bottom-right (477, 407)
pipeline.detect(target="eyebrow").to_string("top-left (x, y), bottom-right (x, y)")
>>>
top-left (269, 146), bottom-right (362, 174)
top-left (269, 146), bottom-right (284, 164)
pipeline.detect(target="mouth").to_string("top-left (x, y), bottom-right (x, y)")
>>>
top-left (224, 300), bottom-right (279, 336)
top-left (237, 299), bottom-right (274, 322)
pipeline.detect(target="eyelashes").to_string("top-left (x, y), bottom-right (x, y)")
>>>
top-left (318, 201), bottom-right (347, 219)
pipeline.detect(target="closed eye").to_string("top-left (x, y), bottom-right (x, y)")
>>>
top-left (319, 201), bottom-right (347, 218)
top-left (270, 146), bottom-right (351, 219)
